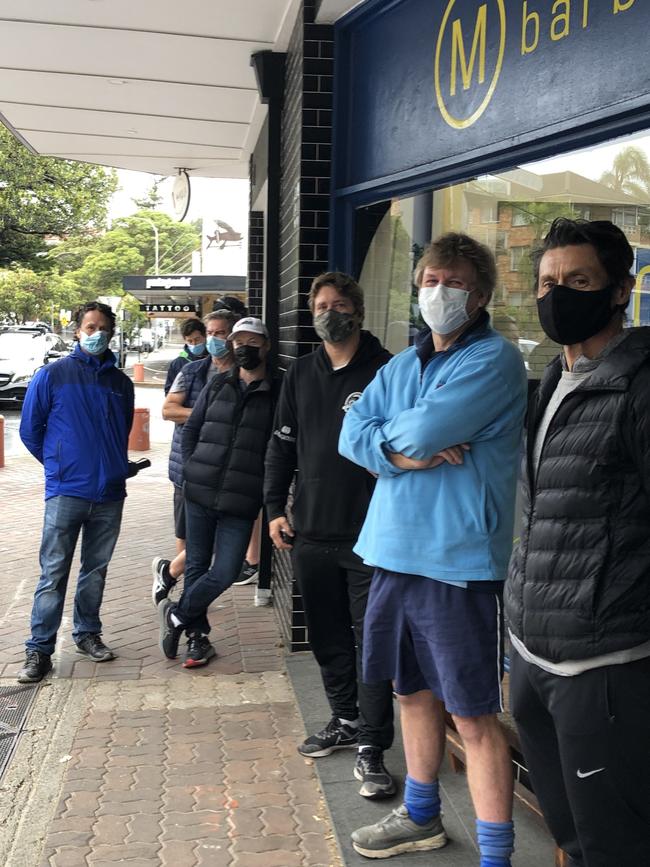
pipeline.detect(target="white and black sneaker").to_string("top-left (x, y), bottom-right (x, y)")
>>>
top-left (354, 747), bottom-right (397, 799)
top-left (298, 716), bottom-right (359, 757)
top-left (151, 557), bottom-right (177, 607)
top-left (233, 560), bottom-right (259, 585)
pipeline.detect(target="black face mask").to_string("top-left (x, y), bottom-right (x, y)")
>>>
top-left (537, 283), bottom-right (619, 345)
top-left (313, 310), bottom-right (358, 344)
top-left (234, 345), bottom-right (263, 370)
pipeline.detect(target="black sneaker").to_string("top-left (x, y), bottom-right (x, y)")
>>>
top-left (75, 634), bottom-right (116, 662)
top-left (151, 556), bottom-right (177, 607)
top-left (17, 650), bottom-right (52, 683)
top-left (298, 716), bottom-right (359, 757)
top-left (158, 599), bottom-right (183, 659)
top-left (183, 634), bottom-right (217, 668)
top-left (233, 560), bottom-right (259, 586)
top-left (354, 747), bottom-right (397, 799)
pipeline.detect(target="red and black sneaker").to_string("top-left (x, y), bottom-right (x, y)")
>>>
top-left (183, 634), bottom-right (217, 668)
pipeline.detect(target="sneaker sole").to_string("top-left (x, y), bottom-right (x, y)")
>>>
top-left (232, 572), bottom-right (259, 586)
top-left (353, 766), bottom-right (397, 799)
top-left (351, 832), bottom-right (448, 859)
top-left (183, 646), bottom-right (217, 668)
top-left (297, 742), bottom-right (358, 758)
top-left (17, 668), bottom-right (51, 684)
top-left (151, 557), bottom-right (169, 609)
top-left (75, 648), bottom-right (116, 662)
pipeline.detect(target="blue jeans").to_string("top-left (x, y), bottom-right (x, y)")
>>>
top-left (27, 495), bottom-right (124, 655)
top-left (175, 499), bottom-right (253, 635)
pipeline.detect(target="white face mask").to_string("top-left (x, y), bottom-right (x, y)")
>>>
top-left (418, 284), bottom-right (476, 335)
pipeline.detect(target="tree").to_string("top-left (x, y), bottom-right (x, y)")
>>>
top-left (599, 146), bottom-right (650, 201)
top-left (0, 126), bottom-right (118, 270)
top-left (46, 211), bottom-right (201, 298)
top-left (131, 179), bottom-right (164, 211)
top-left (0, 268), bottom-right (83, 324)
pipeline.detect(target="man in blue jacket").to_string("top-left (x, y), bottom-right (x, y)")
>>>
top-left (18, 301), bottom-right (134, 683)
top-left (340, 234), bottom-right (527, 867)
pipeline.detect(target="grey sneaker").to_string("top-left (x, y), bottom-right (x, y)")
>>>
top-left (351, 804), bottom-right (447, 859)
top-left (354, 747), bottom-right (396, 799)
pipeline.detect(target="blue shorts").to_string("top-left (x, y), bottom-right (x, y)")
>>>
top-left (363, 568), bottom-right (504, 718)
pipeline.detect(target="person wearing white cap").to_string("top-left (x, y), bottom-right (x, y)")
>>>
top-left (157, 317), bottom-right (278, 668)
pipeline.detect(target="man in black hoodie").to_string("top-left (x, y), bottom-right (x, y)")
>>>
top-left (265, 272), bottom-right (395, 799)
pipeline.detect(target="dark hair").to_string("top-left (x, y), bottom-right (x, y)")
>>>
top-left (213, 295), bottom-right (247, 316)
top-left (534, 218), bottom-right (634, 288)
top-left (181, 317), bottom-right (206, 338)
top-left (74, 301), bottom-right (116, 337)
top-left (309, 271), bottom-right (365, 323)
top-left (414, 233), bottom-right (497, 300)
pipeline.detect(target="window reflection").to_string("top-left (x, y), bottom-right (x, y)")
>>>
top-left (358, 131), bottom-right (650, 378)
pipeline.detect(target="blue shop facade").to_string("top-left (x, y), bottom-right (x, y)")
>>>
top-left (248, 0), bottom-right (650, 648)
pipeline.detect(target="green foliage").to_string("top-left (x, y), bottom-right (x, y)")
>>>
top-left (599, 146), bottom-right (650, 200)
top-left (0, 126), bottom-right (118, 270)
top-left (0, 268), bottom-right (83, 324)
top-left (131, 179), bottom-right (164, 211)
top-left (0, 205), bottom-right (201, 327)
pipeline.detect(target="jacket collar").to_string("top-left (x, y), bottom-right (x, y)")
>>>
top-left (72, 342), bottom-right (117, 373)
top-left (415, 309), bottom-right (491, 365)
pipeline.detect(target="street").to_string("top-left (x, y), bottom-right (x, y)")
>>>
top-left (1, 345), bottom-right (177, 459)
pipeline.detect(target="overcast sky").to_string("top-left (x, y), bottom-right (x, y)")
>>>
top-left (109, 170), bottom-right (249, 230)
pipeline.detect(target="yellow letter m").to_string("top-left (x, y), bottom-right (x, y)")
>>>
top-left (450, 4), bottom-right (487, 97)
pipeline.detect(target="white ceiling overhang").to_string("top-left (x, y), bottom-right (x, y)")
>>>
top-left (315, 0), bottom-right (366, 24)
top-left (0, 0), bottom-right (300, 179)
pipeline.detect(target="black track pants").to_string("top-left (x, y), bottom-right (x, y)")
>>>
top-left (510, 649), bottom-right (650, 867)
top-left (291, 537), bottom-right (394, 750)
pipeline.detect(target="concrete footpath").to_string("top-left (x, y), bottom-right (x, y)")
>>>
top-left (0, 445), bottom-right (341, 867)
top-left (0, 430), bottom-right (557, 866)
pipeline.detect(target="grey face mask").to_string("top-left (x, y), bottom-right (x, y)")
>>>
top-left (313, 310), bottom-right (358, 343)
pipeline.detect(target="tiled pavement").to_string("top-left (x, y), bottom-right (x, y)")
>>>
top-left (0, 445), bottom-right (342, 867)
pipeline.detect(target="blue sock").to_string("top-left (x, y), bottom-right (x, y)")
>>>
top-left (476, 819), bottom-right (514, 867)
top-left (404, 775), bottom-right (440, 825)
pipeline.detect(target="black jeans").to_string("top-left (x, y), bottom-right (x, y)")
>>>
top-left (291, 537), bottom-right (394, 750)
top-left (510, 649), bottom-right (650, 867)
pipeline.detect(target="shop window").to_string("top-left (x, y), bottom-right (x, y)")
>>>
top-left (480, 203), bottom-right (499, 224)
top-left (356, 129), bottom-right (650, 377)
top-left (511, 209), bottom-right (531, 227)
top-left (510, 246), bottom-right (530, 272)
top-left (613, 207), bottom-right (637, 228)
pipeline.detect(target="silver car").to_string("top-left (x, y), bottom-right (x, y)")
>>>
top-left (0, 328), bottom-right (68, 404)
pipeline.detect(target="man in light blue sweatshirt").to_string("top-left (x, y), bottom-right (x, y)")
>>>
top-left (339, 233), bottom-right (527, 867)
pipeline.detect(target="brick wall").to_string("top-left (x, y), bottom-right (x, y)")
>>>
top-left (277, 0), bottom-right (334, 370)
top-left (273, 1), bottom-right (334, 651)
top-left (247, 210), bottom-right (264, 317)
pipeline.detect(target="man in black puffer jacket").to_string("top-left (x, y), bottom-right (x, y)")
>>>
top-left (157, 317), bottom-right (277, 669)
top-left (506, 218), bottom-right (650, 867)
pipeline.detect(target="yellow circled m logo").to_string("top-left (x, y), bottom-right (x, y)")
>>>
top-left (434, 0), bottom-right (506, 130)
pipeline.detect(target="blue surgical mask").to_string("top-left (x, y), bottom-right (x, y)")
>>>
top-left (206, 336), bottom-right (229, 358)
top-left (79, 330), bottom-right (109, 356)
top-left (187, 342), bottom-right (206, 356)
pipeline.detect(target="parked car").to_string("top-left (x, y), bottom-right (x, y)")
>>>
top-left (0, 327), bottom-right (69, 404)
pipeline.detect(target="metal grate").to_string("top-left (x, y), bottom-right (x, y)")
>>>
top-left (0, 684), bottom-right (39, 779)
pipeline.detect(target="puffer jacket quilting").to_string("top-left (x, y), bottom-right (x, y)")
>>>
top-left (182, 370), bottom-right (276, 519)
top-left (506, 328), bottom-right (650, 662)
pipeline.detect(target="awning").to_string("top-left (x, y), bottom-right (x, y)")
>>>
top-left (0, 0), bottom-right (301, 178)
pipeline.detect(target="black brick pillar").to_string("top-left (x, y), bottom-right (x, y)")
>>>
top-left (247, 210), bottom-right (264, 317)
top-left (273, 1), bottom-right (334, 652)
